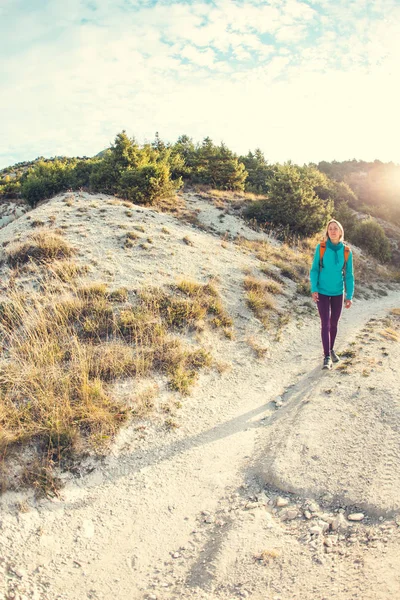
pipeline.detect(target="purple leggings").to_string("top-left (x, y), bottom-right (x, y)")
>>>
top-left (317, 293), bottom-right (344, 356)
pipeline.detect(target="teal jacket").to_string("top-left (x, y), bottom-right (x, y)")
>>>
top-left (310, 241), bottom-right (354, 300)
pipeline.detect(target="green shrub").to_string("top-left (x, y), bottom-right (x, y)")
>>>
top-left (21, 160), bottom-right (74, 206)
top-left (173, 136), bottom-right (247, 191)
top-left (245, 163), bottom-right (332, 237)
top-left (118, 162), bottom-right (181, 205)
top-left (352, 218), bottom-right (392, 262)
top-left (240, 149), bottom-right (274, 194)
top-left (70, 159), bottom-right (95, 188)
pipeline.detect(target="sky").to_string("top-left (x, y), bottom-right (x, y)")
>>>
top-left (1, 0), bottom-right (400, 169)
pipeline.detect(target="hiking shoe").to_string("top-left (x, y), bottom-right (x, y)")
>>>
top-left (330, 349), bottom-right (340, 363)
top-left (323, 356), bottom-right (332, 370)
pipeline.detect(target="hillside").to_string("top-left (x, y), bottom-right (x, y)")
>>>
top-left (0, 190), bottom-right (399, 600)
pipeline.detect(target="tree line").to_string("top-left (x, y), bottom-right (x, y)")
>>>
top-left (0, 132), bottom-right (395, 262)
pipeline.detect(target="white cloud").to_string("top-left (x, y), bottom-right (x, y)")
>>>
top-left (275, 24), bottom-right (308, 43)
top-left (1, 0), bottom-right (400, 167)
top-left (179, 45), bottom-right (216, 67)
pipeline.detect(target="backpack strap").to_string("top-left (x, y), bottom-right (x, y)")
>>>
top-left (344, 244), bottom-right (350, 264)
top-left (343, 244), bottom-right (351, 276)
top-left (319, 241), bottom-right (326, 269)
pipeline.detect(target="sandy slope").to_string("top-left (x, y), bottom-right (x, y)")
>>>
top-left (0, 191), bottom-right (399, 600)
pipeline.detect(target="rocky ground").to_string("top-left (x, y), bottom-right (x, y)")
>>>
top-left (0, 190), bottom-right (399, 600)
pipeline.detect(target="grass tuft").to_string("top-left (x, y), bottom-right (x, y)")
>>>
top-left (244, 276), bottom-right (276, 325)
top-left (48, 260), bottom-right (89, 282)
top-left (254, 549), bottom-right (280, 565)
top-left (379, 327), bottom-right (399, 342)
top-left (182, 235), bottom-right (194, 246)
top-left (6, 230), bottom-right (75, 267)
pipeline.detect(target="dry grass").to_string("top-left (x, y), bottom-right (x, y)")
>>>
top-left (77, 282), bottom-right (108, 299)
top-left (124, 230), bottom-right (140, 248)
top-left (165, 346), bottom-right (212, 395)
top-left (175, 279), bottom-right (233, 333)
top-left (244, 276), bottom-right (276, 326)
top-left (130, 385), bottom-right (158, 417)
top-left (5, 229), bottom-right (75, 267)
top-left (0, 290), bottom-right (129, 468)
top-left (274, 312), bottom-right (291, 342)
top-left (138, 279), bottom-right (233, 335)
top-left (47, 259), bottom-right (89, 282)
top-left (109, 287), bottom-right (129, 302)
top-left (182, 235), bottom-right (194, 246)
top-left (379, 327), bottom-right (399, 342)
top-left (0, 276), bottom-right (225, 493)
top-left (31, 219), bottom-right (45, 228)
top-left (246, 336), bottom-right (269, 359)
top-left (156, 193), bottom-right (187, 216)
top-left (191, 186), bottom-right (265, 212)
top-left (354, 252), bottom-right (400, 290)
top-left (236, 237), bottom-right (312, 289)
top-left (260, 266), bottom-right (285, 285)
top-left (254, 549), bottom-right (280, 565)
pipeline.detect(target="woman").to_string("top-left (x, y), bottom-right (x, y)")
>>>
top-left (310, 219), bottom-right (354, 370)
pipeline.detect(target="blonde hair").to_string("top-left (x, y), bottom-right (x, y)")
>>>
top-left (324, 219), bottom-right (344, 242)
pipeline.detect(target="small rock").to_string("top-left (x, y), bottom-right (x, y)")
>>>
top-left (245, 502), bottom-right (259, 510)
top-left (348, 513), bottom-right (365, 522)
top-left (275, 497), bottom-right (289, 508)
top-left (172, 552), bottom-right (180, 559)
top-left (10, 566), bottom-right (27, 578)
top-left (324, 538), bottom-right (333, 548)
top-left (304, 510), bottom-right (312, 520)
top-left (257, 493), bottom-right (270, 505)
top-left (310, 525), bottom-right (323, 536)
top-left (282, 509), bottom-right (298, 521)
top-left (320, 513), bottom-right (334, 524)
top-left (317, 520), bottom-right (330, 533)
top-left (308, 501), bottom-right (320, 513)
top-left (204, 516), bottom-right (215, 524)
top-left (331, 514), bottom-right (348, 532)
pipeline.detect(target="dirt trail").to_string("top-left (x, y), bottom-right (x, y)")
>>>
top-left (1, 291), bottom-right (399, 600)
top-left (0, 192), bottom-right (399, 600)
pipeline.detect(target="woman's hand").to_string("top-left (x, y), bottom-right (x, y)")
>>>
top-left (345, 299), bottom-right (352, 309)
top-left (311, 292), bottom-right (319, 303)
